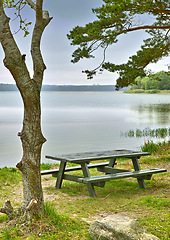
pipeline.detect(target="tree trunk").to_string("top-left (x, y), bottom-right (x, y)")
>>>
top-left (17, 90), bottom-right (46, 215)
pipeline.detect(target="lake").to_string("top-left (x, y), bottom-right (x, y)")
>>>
top-left (0, 91), bottom-right (170, 168)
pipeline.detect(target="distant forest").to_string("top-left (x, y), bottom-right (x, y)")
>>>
top-left (131, 71), bottom-right (170, 90)
top-left (0, 84), bottom-right (122, 92)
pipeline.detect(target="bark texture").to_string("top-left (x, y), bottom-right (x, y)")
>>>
top-left (0, 0), bottom-right (52, 217)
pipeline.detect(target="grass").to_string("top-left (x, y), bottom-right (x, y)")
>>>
top-left (0, 141), bottom-right (169, 239)
top-left (141, 140), bottom-right (170, 154)
top-left (0, 167), bottom-right (22, 201)
top-left (41, 162), bottom-right (60, 171)
top-left (0, 167), bottom-right (21, 184)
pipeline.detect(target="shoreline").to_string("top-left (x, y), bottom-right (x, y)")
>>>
top-left (124, 89), bottom-right (170, 94)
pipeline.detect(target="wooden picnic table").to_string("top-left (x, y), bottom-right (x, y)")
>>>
top-left (41, 149), bottom-right (167, 197)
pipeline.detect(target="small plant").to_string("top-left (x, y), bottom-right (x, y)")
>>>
top-left (136, 129), bottom-right (143, 137)
top-left (141, 140), bottom-right (168, 154)
top-left (155, 128), bottom-right (168, 138)
top-left (128, 130), bottom-right (135, 137)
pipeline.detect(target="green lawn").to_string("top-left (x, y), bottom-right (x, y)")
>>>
top-left (0, 141), bottom-right (169, 239)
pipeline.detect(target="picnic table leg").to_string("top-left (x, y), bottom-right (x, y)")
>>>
top-left (108, 157), bottom-right (116, 167)
top-left (100, 157), bottom-right (117, 187)
top-left (81, 162), bottom-right (96, 197)
top-left (55, 161), bottom-right (66, 189)
top-left (132, 157), bottom-right (146, 189)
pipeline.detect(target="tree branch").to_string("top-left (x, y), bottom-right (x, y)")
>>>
top-left (101, 25), bottom-right (170, 40)
top-left (0, 0), bottom-right (32, 92)
top-left (126, 25), bottom-right (170, 32)
top-left (151, 9), bottom-right (170, 15)
top-left (25, 0), bottom-right (36, 11)
top-left (27, 0), bottom-right (52, 90)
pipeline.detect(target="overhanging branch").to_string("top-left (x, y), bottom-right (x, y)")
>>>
top-left (126, 25), bottom-right (170, 32)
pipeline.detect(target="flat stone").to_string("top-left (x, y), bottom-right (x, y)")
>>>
top-left (89, 214), bottom-right (160, 240)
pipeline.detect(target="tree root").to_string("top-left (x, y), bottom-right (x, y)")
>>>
top-left (23, 199), bottom-right (38, 224)
top-left (0, 199), bottom-right (37, 224)
top-left (0, 200), bottom-right (17, 220)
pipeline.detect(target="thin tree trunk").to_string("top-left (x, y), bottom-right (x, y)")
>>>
top-left (17, 91), bottom-right (46, 215)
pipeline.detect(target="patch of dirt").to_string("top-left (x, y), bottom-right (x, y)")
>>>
top-left (42, 176), bottom-right (89, 201)
top-left (42, 179), bottom-right (61, 202)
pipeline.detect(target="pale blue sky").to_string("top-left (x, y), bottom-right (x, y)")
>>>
top-left (0, 0), bottom-right (169, 85)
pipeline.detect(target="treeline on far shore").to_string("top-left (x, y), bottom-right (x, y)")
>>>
top-left (125, 71), bottom-right (170, 94)
top-left (0, 84), bottom-right (127, 92)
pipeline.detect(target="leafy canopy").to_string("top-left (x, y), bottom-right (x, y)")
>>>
top-left (68, 0), bottom-right (170, 89)
top-left (3, 0), bottom-right (32, 37)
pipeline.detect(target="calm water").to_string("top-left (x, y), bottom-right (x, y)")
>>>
top-left (0, 91), bottom-right (170, 168)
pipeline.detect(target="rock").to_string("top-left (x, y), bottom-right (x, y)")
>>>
top-left (89, 214), bottom-right (160, 240)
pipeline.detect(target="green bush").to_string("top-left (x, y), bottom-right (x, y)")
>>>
top-left (146, 89), bottom-right (160, 94)
top-left (141, 140), bottom-right (166, 154)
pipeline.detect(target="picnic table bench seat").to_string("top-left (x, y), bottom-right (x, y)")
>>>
top-left (79, 168), bottom-right (167, 183)
top-left (41, 162), bottom-right (110, 175)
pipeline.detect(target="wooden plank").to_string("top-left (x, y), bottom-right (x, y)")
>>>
top-left (41, 162), bottom-right (110, 175)
top-left (97, 166), bottom-right (131, 174)
top-left (80, 168), bottom-right (167, 183)
top-left (97, 167), bottom-right (153, 180)
top-left (52, 173), bottom-right (107, 188)
top-left (41, 169), bottom-right (60, 175)
top-left (62, 174), bottom-right (84, 183)
top-left (45, 150), bottom-right (150, 163)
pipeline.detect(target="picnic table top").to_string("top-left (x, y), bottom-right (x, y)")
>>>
top-left (46, 149), bottom-right (150, 163)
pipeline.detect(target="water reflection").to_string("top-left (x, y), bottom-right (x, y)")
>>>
top-left (132, 104), bottom-right (170, 124)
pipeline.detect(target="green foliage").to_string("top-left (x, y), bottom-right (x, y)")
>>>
top-left (141, 140), bottom-right (163, 153)
top-left (68, 0), bottom-right (170, 88)
top-left (124, 88), bottom-right (146, 93)
top-left (131, 71), bottom-right (170, 90)
top-left (3, 0), bottom-right (32, 37)
top-left (141, 140), bottom-right (170, 154)
top-left (145, 89), bottom-right (160, 93)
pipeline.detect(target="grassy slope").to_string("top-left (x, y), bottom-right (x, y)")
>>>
top-left (0, 141), bottom-right (169, 239)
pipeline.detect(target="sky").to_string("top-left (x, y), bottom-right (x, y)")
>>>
top-left (0, 0), bottom-right (169, 86)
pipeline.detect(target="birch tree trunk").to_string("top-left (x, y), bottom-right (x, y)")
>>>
top-left (0, 0), bottom-right (52, 217)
